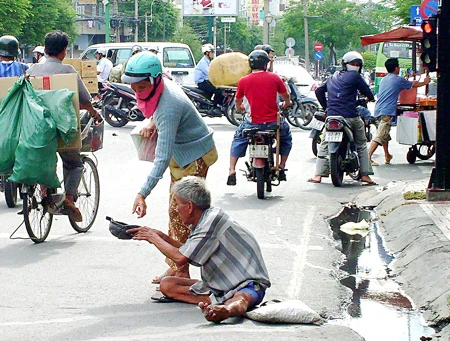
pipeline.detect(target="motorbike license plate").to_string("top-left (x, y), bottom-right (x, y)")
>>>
top-left (309, 117), bottom-right (325, 131)
top-left (249, 145), bottom-right (269, 158)
top-left (324, 132), bottom-right (343, 142)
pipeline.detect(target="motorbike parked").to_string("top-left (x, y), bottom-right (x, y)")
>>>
top-left (283, 78), bottom-right (318, 130)
top-left (241, 113), bottom-right (286, 199)
top-left (181, 85), bottom-right (239, 126)
top-left (101, 81), bottom-right (145, 127)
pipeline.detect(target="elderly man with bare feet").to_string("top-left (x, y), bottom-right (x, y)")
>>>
top-left (127, 176), bottom-right (270, 323)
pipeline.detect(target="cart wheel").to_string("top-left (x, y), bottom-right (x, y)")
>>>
top-left (407, 147), bottom-right (417, 164)
top-left (416, 143), bottom-right (435, 160)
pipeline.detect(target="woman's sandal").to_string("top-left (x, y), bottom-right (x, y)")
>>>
top-left (152, 269), bottom-right (173, 284)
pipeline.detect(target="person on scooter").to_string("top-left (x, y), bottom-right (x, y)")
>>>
top-left (194, 43), bottom-right (224, 116)
top-left (32, 45), bottom-right (46, 64)
top-left (121, 51), bottom-right (217, 284)
top-left (307, 51), bottom-right (376, 185)
top-left (227, 50), bottom-right (292, 186)
top-left (0, 35), bottom-right (28, 77)
top-left (254, 44), bottom-right (275, 72)
top-left (95, 48), bottom-right (113, 92)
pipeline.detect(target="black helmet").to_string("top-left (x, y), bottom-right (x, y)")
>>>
top-left (248, 50), bottom-right (270, 70)
top-left (0, 35), bottom-right (20, 57)
top-left (262, 44), bottom-right (275, 54)
top-left (131, 45), bottom-right (143, 56)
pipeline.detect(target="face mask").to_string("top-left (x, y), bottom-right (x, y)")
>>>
top-left (347, 64), bottom-right (360, 72)
top-left (135, 78), bottom-right (164, 118)
top-left (136, 86), bottom-right (154, 101)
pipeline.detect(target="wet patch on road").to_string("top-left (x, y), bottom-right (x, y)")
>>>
top-left (328, 203), bottom-right (435, 341)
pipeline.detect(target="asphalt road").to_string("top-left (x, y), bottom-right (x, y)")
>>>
top-left (0, 116), bottom-right (434, 340)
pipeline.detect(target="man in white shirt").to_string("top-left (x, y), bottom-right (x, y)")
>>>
top-left (95, 48), bottom-right (113, 92)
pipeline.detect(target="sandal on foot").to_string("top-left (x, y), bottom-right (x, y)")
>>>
top-left (227, 173), bottom-right (237, 186)
top-left (151, 291), bottom-right (177, 303)
top-left (385, 155), bottom-right (393, 164)
top-left (307, 178), bottom-right (321, 184)
top-left (371, 160), bottom-right (379, 166)
top-left (152, 269), bottom-right (172, 284)
top-left (361, 180), bottom-right (378, 186)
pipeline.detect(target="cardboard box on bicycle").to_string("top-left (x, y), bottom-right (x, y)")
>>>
top-left (0, 74), bottom-right (81, 152)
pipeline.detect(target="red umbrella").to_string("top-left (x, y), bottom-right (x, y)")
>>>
top-left (360, 26), bottom-right (423, 46)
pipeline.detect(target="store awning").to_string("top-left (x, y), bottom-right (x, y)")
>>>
top-left (360, 26), bottom-right (423, 46)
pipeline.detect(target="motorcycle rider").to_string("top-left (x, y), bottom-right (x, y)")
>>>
top-left (194, 43), bottom-right (224, 116)
top-left (95, 48), bottom-right (113, 92)
top-left (227, 50), bottom-right (292, 186)
top-left (254, 44), bottom-right (275, 72)
top-left (308, 51), bottom-right (376, 185)
top-left (32, 45), bottom-right (46, 64)
top-left (0, 35), bottom-right (28, 77)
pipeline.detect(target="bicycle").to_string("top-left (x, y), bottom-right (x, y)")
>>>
top-left (19, 112), bottom-right (103, 243)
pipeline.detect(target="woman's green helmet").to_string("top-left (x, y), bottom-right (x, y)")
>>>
top-left (121, 51), bottom-right (162, 83)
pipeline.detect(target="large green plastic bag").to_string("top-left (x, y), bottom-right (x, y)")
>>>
top-left (8, 79), bottom-right (60, 188)
top-left (36, 89), bottom-right (78, 144)
top-left (0, 78), bottom-right (25, 174)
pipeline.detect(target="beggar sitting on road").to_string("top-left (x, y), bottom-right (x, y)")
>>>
top-left (127, 176), bottom-right (271, 323)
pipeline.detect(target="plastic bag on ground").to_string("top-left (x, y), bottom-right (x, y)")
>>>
top-left (245, 299), bottom-right (323, 324)
top-left (0, 78), bottom-right (25, 174)
top-left (8, 78), bottom-right (60, 188)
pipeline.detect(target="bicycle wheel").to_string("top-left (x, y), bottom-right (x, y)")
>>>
top-left (23, 185), bottom-right (53, 243)
top-left (5, 180), bottom-right (18, 208)
top-left (70, 156), bottom-right (100, 233)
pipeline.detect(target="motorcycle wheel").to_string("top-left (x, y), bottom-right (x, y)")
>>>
top-left (226, 103), bottom-right (244, 127)
top-left (102, 96), bottom-right (129, 128)
top-left (312, 136), bottom-right (321, 157)
top-left (330, 152), bottom-right (345, 187)
top-left (255, 168), bottom-right (265, 199)
top-left (288, 103), bottom-right (317, 130)
top-left (5, 181), bottom-right (18, 208)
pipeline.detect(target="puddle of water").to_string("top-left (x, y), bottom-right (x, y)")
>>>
top-left (329, 204), bottom-right (435, 341)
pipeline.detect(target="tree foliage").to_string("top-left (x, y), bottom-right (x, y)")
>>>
top-left (0, 0), bottom-right (77, 47)
top-left (119, 0), bottom-right (178, 42)
top-left (280, 0), bottom-right (393, 67)
top-left (18, 0), bottom-right (78, 46)
top-left (392, 0), bottom-right (421, 25)
top-left (0, 0), bottom-right (31, 37)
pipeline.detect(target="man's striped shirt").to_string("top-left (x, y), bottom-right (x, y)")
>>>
top-left (179, 207), bottom-right (270, 303)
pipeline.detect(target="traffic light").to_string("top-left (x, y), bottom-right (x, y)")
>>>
top-left (420, 15), bottom-right (438, 72)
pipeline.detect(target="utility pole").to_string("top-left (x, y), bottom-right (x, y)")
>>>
top-left (135, 0), bottom-right (139, 42)
top-left (114, 0), bottom-right (121, 42)
top-left (303, 0), bottom-right (310, 72)
top-left (263, 0), bottom-right (270, 44)
top-left (103, 0), bottom-right (111, 42)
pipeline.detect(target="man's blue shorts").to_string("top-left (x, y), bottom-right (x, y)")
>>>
top-left (238, 281), bottom-right (266, 308)
top-left (230, 118), bottom-right (293, 158)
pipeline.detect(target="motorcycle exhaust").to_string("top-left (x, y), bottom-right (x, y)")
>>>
top-left (104, 105), bottom-right (128, 119)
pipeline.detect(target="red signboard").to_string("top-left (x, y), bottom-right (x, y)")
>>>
top-left (314, 42), bottom-right (324, 52)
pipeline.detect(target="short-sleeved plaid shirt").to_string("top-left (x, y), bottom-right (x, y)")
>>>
top-left (179, 207), bottom-right (270, 303)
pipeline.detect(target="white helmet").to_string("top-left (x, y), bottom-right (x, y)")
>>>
top-left (342, 51), bottom-right (364, 72)
top-left (201, 43), bottom-right (214, 54)
top-left (95, 48), bottom-right (107, 56)
top-left (33, 45), bottom-right (45, 54)
top-left (147, 44), bottom-right (159, 53)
